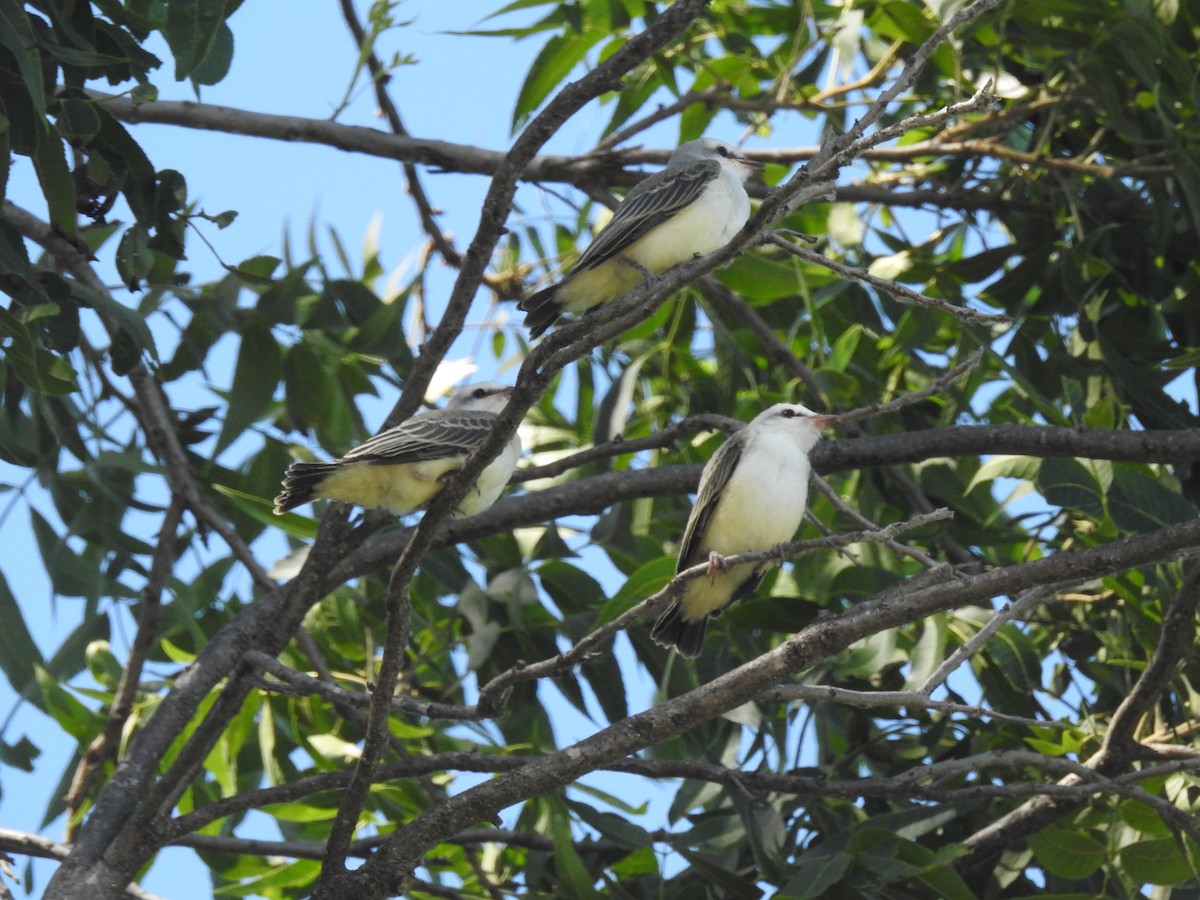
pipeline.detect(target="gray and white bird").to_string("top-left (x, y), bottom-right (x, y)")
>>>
top-left (273, 382), bottom-right (520, 517)
top-left (651, 403), bottom-right (836, 658)
top-left (519, 138), bottom-right (762, 337)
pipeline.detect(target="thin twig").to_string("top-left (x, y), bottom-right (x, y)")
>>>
top-left (511, 412), bottom-right (739, 483)
top-left (476, 509), bottom-right (954, 710)
top-left (65, 497), bottom-right (186, 838)
top-left (768, 234), bottom-right (1010, 327)
top-left (766, 683), bottom-right (1060, 730)
top-left (837, 349), bottom-right (986, 422)
top-left (920, 584), bottom-right (1057, 697)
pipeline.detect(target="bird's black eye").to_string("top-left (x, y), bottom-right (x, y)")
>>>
top-left (780, 408), bottom-right (796, 418)
top-left (472, 388), bottom-right (489, 399)
top-left (717, 145), bottom-right (731, 157)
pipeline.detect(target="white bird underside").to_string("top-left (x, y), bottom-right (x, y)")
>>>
top-left (555, 171), bottom-right (750, 315)
top-left (519, 138), bottom-right (760, 337)
top-left (273, 382), bottom-right (520, 517)
top-left (651, 401), bottom-right (833, 658)
top-left (677, 433), bottom-right (811, 619)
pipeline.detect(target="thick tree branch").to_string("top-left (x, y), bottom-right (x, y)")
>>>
top-left (959, 563), bottom-right (1200, 875)
top-left (321, 422), bottom-right (1200, 586)
top-left (475, 510), bottom-right (953, 713)
top-left (317, 2), bottom-right (718, 889)
top-left (323, 513), bottom-right (1200, 898)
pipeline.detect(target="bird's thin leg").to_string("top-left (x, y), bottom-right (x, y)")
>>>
top-left (620, 257), bottom-right (655, 279)
top-left (706, 550), bottom-right (728, 582)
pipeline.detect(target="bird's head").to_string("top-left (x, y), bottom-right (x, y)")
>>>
top-left (753, 402), bottom-right (836, 452)
top-left (447, 382), bottom-right (514, 414)
top-left (674, 138), bottom-right (764, 182)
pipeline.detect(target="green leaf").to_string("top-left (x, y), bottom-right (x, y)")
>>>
top-left (569, 800), bottom-right (650, 850)
top-left (550, 800), bottom-right (601, 899)
top-left (67, 280), bottom-right (157, 369)
top-left (1119, 836), bottom-right (1200, 886)
top-left (284, 338), bottom-right (332, 434)
top-left (32, 129), bottom-right (77, 238)
top-left (512, 30), bottom-right (605, 132)
top-left (30, 509), bottom-right (98, 598)
top-left (1028, 824), bottom-right (1106, 880)
top-left (0, 571), bottom-right (44, 704)
top-left (89, 103), bottom-right (158, 224)
top-left (165, 0), bottom-right (232, 82)
top-left (35, 665), bottom-right (100, 743)
top-left (965, 454), bottom-right (1041, 493)
top-left (0, 0), bottom-right (46, 118)
top-left (54, 96), bottom-right (102, 143)
top-left (190, 21), bottom-right (233, 85)
top-left (1037, 457), bottom-right (1106, 520)
top-left (116, 223), bottom-right (154, 290)
top-left (607, 555), bottom-right (675, 611)
top-left (0, 736), bottom-right (40, 771)
top-left (1107, 466), bottom-right (1195, 534)
top-left (216, 322), bottom-right (282, 455)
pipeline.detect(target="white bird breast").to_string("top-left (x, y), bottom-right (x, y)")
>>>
top-left (456, 436), bottom-right (522, 516)
top-left (704, 431), bottom-right (812, 555)
top-left (633, 167), bottom-right (752, 271)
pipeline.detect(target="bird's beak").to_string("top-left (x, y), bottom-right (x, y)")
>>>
top-left (809, 414), bottom-right (838, 429)
top-left (738, 154), bottom-right (765, 173)
top-left (500, 386), bottom-right (516, 400)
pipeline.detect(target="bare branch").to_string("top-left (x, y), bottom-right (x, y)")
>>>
top-left (511, 412), bottom-right (739, 483)
top-left (476, 509), bottom-right (954, 711)
top-left (244, 650), bottom-right (482, 720)
top-left (769, 234), bottom-right (1010, 326)
top-left (65, 497), bottom-right (185, 837)
top-left (0, 830), bottom-right (167, 900)
top-left (959, 564), bottom-right (1200, 870)
top-left (317, 3), bottom-right (719, 890)
top-left (333, 513), bottom-right (1200, 895)
top-left (919, 584), bottom-right (1057, 696)
top-left (337, 0), bottom-right (461, 267)
top-left (765, 683), bottom-right (1061, 730)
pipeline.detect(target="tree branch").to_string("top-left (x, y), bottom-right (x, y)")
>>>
top-left (316, 2), bottom-right (718, 889)
top-left (324, 512), bottom-right (1200, 897)
top-left (958, 563), bottom-right (1200, 875)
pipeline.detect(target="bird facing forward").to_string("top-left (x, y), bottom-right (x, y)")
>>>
top-left (519, 139), bottom-right (762, 338)
top-left (651, 403), bottom-right (836, 658)
top-left (273, 382), bottom-right (520, 517)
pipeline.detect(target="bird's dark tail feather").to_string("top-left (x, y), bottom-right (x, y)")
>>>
top-left (650, 602), bottom-right (708, 658)
top-left (273, 462), bottom-right (338, 515)
top-left (518, 284), bottom-right (564, 338)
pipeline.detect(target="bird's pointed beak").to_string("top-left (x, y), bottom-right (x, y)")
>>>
top-left (809, 414), bottom-right (838, 429)
top-left (739, 154), bottom-right (765, 173)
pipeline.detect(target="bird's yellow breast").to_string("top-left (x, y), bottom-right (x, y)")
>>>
top-left (315, 456), bottom-right (467, 515)
top-left (558, 172), bottom-right (750, 314)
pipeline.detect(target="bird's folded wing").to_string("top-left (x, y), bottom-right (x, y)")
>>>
top-left (573, 159), bottom-right (721, 272)
top-left (342, 410), bottom-right (498, 465)
top-left (676, 430), bottom-right (745, 573)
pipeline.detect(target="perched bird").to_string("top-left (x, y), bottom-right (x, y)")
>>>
top-left (651, 403), bottom-right (836, 658)
top-left (519, 138), bottom-right (763, 337)
top-left (273, 382), bottom-right (520, 517)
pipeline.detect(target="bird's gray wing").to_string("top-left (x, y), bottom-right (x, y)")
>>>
top-left (676, 428), bottom-right (746, 573)
top-left (341, 410), bottom-right (497, 466)
top-left (573, 158), bottom-right (722, 273)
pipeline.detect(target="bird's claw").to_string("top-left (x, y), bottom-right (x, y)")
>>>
top-left (706, 550), bottom-right (728, 582)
